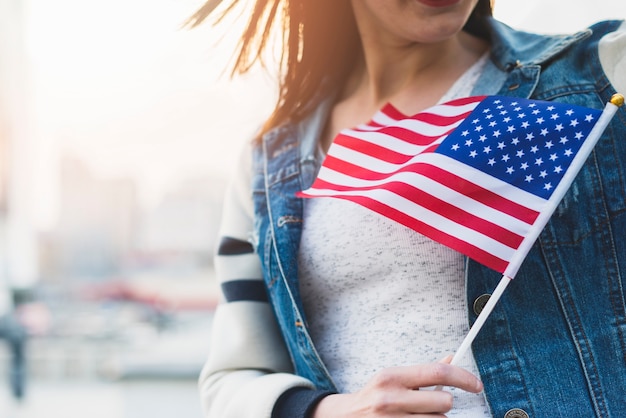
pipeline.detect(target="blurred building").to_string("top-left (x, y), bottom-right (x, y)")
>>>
top-left (134, 176), bottom-right (225, 269)
top-left (44, 157), bottom-right (138, 282)
top-left (41, 155), bottom-right (225, 284)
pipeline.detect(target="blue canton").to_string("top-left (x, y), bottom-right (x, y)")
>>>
top-left (436, 96), bottom-right (602, 199)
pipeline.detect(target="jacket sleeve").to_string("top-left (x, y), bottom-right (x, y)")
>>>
top-left (599, 20), bottom-right (626, 94)
top-left (198, 142), bottom-right (318, 418)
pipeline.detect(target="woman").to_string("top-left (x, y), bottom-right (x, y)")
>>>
top-left (189, 1), bottom-right (626, 416)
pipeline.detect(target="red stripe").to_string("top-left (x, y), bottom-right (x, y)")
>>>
top-left (306, 177), bottom-right (524, 250)
top-left (416, 164), bottom-right (540, 225)
top-left (335, 194), bottom-right (508, 273)
top-left (379, 103), bottom-right (408, 121)
top-left (334, 135), bottom-right (415, 164)
top-left (350, 125), bottom-right (456, 146)
top-left (443, 95), bottom-right (487, 106)
top-left (321, 156), bottom-right (540, 225)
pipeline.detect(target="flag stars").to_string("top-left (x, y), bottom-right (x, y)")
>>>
top-left (525, 175), bottom-right (534, 182)
top-left (564, 149), bottom-right (573, 157)
top-left (511, 138), bottom-right (520, 146)
top-left (451, 144), bottom-right (460, 151)
top-left (559, 136), bottom-right (568, 144)
top-left (507, 125), bottom-right (516, 133)
top-left (469, 150), bottom-right (478, 158)
top-left (493, 130), bottom-right (502, 138)
top-left (483, 146), bottom-right (492, 154)
top-left (554, 166), bottom-right (563, 174)
top-left (585, 114), bottom-right (595, 122)
top-left (506, 166), bottom-right (515, 174)
top-left (535, 157), bottom-right (544, 166)
top-left (497, 142), bottom-right (506, 150)
top-left (465, 139), bottom-right (473, 146)
top-left (530, 145), bottom-right (539, 153)
top-left (517, 112), bottom-right (527, 119)
top-left (539, 170), bottom-right (548, 178)
top-left (502, 154), bottom-right (511, 162)
top-left (551, 113), bottom-right (560, 120)
top-left (532, 109), bottom-right (541, 115)
top-left (503, 117), bottom-right (512, 123)
top-left (521, 121), bottom-right (530, 129)
top-left (555, 124), bottom-right (564, 132)
top-left (488, 158), bottom-right (496, 166)
top-left (526, 132), bottom-right (534, 141)
top-left (475, 125), bottom-right (484, 132)
top-left (479, 134), bottom-right (487, 142)
top-left (575, 132), bottom-right (584, 140)
top-left (549, 153), bottom-right (558, 161)
top-left (472, 118), bottom-right (480, 124)
top-left (544, 183), bottom-right (553, 191)
top-left (547, 105), bottom-right (555, 111)
top-left (461, 130), bottom-right (470, 137)
top-left (545, 141), bottom-right (554, 149)
top-left (521, 162), bottom-right (529, 170)
top-left (516, 150), bottom-right (525, 158)
top-left (540, 128), bottom-right (549, 136)
top-left (570, 119), bottom-right (579, 127)
top-left (566, 109), bottom-right (574, 116)
top-left (489, 121), bottom-right (497, 127)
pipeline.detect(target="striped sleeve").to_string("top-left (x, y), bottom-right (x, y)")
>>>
top-left (199, 143), bottom-right (317, 418)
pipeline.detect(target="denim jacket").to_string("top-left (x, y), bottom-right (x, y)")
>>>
top-left (248, 18), bottom-right (626, 418)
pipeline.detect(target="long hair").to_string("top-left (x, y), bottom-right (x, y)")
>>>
top-left (187, 0), bottom-right (492, 141)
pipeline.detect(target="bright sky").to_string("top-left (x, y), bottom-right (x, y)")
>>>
top-left (22, 0), bottom-right (626, 227)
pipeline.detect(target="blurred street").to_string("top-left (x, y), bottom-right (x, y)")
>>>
top-left (0, 276), bottom-right (216, 418)
top-left (1, 379), bottom-right (203, 418)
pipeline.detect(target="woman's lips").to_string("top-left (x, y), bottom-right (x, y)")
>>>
top-left (417, 0), bottom-right (461, 8)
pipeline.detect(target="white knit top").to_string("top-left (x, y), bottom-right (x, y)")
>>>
top-left (298, 54), bottom-right (492, 417)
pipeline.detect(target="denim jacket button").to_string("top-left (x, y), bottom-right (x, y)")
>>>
top-left (473, 294), bottom-right (491, 316)
top-left (504, 408), bottom-right (529, 418)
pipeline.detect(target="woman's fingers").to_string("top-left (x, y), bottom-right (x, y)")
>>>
top-left (312, 362), bottom-right (483, 417)
top-left (375, 363), bottom-right (483, 393)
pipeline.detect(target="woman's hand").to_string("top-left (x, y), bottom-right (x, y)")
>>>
top-left (311, 361), bottom-right (483, 417)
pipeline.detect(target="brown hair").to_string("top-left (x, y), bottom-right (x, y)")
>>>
top-left (187, 0), bottom-right (492, 140)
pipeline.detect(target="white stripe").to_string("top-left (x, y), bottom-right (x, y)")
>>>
top-left (361, 100), bottom-right (481, 131)
top-left (304, 187), bottom-right (517, 260)
top-left (347, 117), bottom-right (465, 137)
top-left (425, 154), bottom-right (547, 209)
top-left (368, 111), bottom-right (401, 127)
top-left (314, 167), bottom-right (532, 236)
top-left (323, 147), bottom-right (547, 211)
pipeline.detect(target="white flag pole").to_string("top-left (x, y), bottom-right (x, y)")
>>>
top-left (435, 93), bottom-right (624, 388)
top-left (449, 274), bottom-right (511, 366)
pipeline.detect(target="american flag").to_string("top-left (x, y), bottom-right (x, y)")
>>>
top-left (298, 95), bottom-right (606, 277)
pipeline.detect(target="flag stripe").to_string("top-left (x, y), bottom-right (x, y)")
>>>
top-left (324, 146), bottom-right (545, 222)
top-left (308, 165), bottom-right (533, 238)
top-left (305, 176), bottom-right (524, 249)
top-left (325, 192), bottom-right (512, 272)
top-left (367, 96), bottom-right (485, 129)
top-left (319, 154), bottom-right (540, 225)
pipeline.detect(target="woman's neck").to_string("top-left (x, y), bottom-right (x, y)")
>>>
top-left (349, 30), bottom-right (488, 115)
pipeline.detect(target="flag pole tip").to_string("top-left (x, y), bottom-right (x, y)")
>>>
top-left (610, 93), bottom-right (624, 107)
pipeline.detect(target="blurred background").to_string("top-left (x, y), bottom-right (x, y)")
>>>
top-left (0, 0), bottom-right (625, 417)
